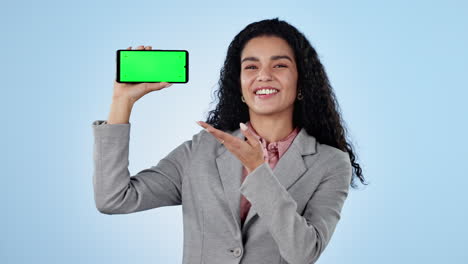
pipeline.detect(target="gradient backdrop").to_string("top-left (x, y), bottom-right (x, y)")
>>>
top-left (2, 0), bottom-right (467, 263)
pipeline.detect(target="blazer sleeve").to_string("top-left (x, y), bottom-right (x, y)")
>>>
top-left (92, 120), bottom-right (194, 215)
top-left (239, 150), bottom-right (352, 264)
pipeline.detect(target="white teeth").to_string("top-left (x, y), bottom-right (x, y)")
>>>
top-left (255, 89), bottom-right (278, 95)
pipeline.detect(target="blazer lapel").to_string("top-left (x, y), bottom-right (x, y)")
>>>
top-left (216, 128), bottom-right (245, 230)
top-left (215, 127), bottom-right (317, 233)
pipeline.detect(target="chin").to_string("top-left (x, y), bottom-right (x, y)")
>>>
top-left (250, 108), bottom-right (280, 116)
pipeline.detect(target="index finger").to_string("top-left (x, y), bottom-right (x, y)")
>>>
top-left (199, 121), bottom-right (240, 146)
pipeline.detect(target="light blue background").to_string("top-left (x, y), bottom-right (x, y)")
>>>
top-left (2, 0), bottom-right (467, 263)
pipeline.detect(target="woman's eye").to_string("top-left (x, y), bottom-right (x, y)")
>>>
top-left (244, 64), bottom-right (287, 69)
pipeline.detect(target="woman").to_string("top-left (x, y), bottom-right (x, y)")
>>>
top-left (92, 18), bottom-right (366, 264)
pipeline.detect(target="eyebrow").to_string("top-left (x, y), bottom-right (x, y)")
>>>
top-left (241, 55), bottom-right (293, 64)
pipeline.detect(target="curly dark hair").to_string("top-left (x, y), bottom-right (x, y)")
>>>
top-left (204, 17), bottom-right (367, 189)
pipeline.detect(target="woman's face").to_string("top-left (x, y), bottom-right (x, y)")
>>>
top-left (240, 36), bottom-right (298, 118)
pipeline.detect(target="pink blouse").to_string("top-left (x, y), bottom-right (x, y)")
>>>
top-left (240, 121), bottom-right (301, 226)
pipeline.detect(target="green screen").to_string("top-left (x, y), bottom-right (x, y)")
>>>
top-left (119, 50), bottom-right (187, 82)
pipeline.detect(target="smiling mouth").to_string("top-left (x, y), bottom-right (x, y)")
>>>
top-left (253, 88), bottom-right (279, 95)
top-left (254, 91), bottom-right (279, 99)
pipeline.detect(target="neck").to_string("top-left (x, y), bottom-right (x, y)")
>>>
top-left (247, 113), bottom-right (294, 144)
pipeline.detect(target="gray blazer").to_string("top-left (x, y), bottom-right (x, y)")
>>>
top-left (92, 120), bottom-right (352, 264)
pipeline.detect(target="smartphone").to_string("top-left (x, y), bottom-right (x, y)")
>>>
top-left (116, 49), bottom-right (189, 83)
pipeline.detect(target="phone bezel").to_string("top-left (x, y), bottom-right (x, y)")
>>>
top-left (116, 49), bottom-right (189, 83)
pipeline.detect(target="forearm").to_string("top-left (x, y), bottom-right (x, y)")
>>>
top-left (92, 120), bottom-right (133, 213)
top-left (239, 162), bottom-right (350, 264)
top-left (107, 96), bottom-right (134, 124)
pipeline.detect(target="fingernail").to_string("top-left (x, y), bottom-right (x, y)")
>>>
top-left (165, 83), bottom-right (172, 87)
top-left (196, 121), bottom-right (201, 126)
top-left (240, 123), bottom-right (247, 131)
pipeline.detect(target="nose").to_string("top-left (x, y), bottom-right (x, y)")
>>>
top-left (256, 67), bottom-right (273, 82)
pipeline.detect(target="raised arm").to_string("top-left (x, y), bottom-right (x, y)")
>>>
top-left (92, 120), bottom-right (194, 214)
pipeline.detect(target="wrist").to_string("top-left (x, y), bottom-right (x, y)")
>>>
top-left (247, 160), bottom-right (265, 174)
top-left (112, 95), bottom-right (134, 105)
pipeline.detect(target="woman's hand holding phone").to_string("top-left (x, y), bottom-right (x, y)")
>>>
top-left (108, 45), bottom-right (172, 124)
top-left (112, 45), bottom-right (173, 103)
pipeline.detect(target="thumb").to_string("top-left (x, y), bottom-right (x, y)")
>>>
top-left (240, 122), bottom-right (260, 146)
